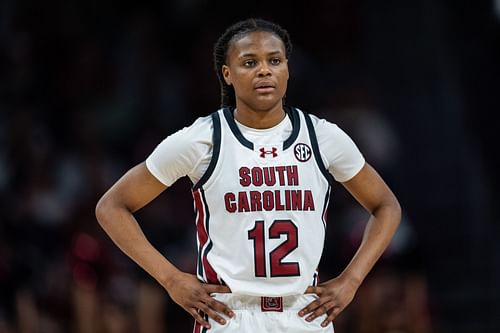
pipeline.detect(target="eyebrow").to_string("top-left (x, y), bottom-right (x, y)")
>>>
top-left (238, 50), bottom-right (283, 59)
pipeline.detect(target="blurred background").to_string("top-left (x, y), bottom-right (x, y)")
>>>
top-left (0, 0), bottom-right (499, 332)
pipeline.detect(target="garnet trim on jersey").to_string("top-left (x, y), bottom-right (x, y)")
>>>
top-left (193, 188), bottom-right (220, 284)
top-left (192, 313), bottom-right (209, 333)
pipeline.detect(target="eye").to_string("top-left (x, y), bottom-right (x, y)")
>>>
top-left (244, 59), bottom-right (256, 67)
top-left (270, 58), bottom-right (281, 65)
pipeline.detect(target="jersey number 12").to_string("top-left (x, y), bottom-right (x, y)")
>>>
top-left (247, 219), bottom-right (300, 277)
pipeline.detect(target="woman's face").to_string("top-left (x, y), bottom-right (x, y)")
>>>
top-left (222, 31), bottom-right (289, 112)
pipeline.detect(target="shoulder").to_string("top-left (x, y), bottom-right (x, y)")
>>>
top-left (145, 112), bottom-right (217, 186)
top-left (303, 111), bottom-right (332, 127)
top-left (295, 108), bottom-right (347, 140)
top-left (155, 113), bottom-right (216, 150)
top-left (176, 114), bottom-right (214, 140)
top-left (296, 109), bottom-right (365, 182)
top-left (156, 113), bottom-right (216, 157)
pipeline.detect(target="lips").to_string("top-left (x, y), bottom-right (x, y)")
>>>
top-left (254, 80), bottom-right (275, 92)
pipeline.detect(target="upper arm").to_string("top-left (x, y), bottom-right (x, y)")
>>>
top-left (341, 163), bottom-right (400, 214)
top-left (97, 162), bottom-right (168, 214)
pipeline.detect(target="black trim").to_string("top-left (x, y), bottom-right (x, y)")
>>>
top-left (195, 188), bottom-right (217, 283)
top-left (283, 105), bottom-right (300, 150)
top-left (193, 111), bottom-right (221, 190)
top-left (201, 313), bottom-right (209, 333)
top-left (223, 107), bottom-right (253, 149)
top-left (303, 112), bottom-right (334, 184)
top-left (200, 188), bottom-right (213, 265)
top-left (197, 237), bottom-right (203, 278)
top-left (223, 106), bottom-right (301, 151)
top-left (321, 185), bottom-right (331, 230)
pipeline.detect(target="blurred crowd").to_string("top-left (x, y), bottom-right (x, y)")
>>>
top-left (1, 0), bottom-right (499, 332)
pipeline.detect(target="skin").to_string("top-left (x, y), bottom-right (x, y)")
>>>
top-left (95, 30), bottom-right (401, 330)
top-left (222, 31), bottom-right (289, 129)
top-left (95, 162), bottom-right (232, 329)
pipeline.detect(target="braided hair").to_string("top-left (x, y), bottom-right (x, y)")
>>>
top-left (213, 18), bottom-right (293, 108)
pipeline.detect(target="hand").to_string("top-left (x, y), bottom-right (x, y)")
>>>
top-left (298, 275), bottom-right (360, 327)
top-left (163, 271), bottom-right (233, 329)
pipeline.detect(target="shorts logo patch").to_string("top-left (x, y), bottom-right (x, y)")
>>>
top-left (294, 143), bottom-right (312, 162)
top-left (261, 296), bottom-right (283, 312)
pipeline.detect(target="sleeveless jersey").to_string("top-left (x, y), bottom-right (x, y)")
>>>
top-left (191, 107), bottom-right (332, 296)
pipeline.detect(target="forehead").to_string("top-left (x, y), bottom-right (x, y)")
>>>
top-left (228, 31), bottom-right (285, 58)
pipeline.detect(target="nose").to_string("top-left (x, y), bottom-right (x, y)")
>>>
top-left (257, 62), bottom-right (271, 76)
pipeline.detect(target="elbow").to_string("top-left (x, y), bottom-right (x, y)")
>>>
top-left (374, 194), bottom-right (402, 229)
top-left (95, 192), bottom-right (132, 229)
top-left (95, 194), bottom-right (111, 228)
top-left (390, 196), bottom-right (402, 228)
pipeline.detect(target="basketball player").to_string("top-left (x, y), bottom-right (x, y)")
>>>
top-left (95, 18), bottom-right (401, 332)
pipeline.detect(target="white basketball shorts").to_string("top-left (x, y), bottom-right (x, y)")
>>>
top-left (195, 293), bottom-right (335, 333)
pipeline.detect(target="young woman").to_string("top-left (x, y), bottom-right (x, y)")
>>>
top-left (95, 18), bottom-right (401, 333)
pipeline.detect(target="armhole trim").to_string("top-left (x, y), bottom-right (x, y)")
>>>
top-left (283, 105), bottom-right (300, 150)
top-left (303, 112), bottom-right (334, 185)
top-left (193, 111), bottom-right (221, 190)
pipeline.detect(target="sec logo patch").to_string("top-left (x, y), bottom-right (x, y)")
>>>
top-left (294, 143), bottom-right (311, 162)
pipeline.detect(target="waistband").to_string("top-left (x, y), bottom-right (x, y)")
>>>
top-left (210, 293), bottom-right (318, 312)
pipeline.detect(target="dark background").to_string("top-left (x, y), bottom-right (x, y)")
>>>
top-left (1, 0), bottom-right (499, 332)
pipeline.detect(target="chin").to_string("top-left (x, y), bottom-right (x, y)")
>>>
top-left (253, 103), bottom-right (281, 113)
top-left (237, 95), bottom-right (283, 112)
top-left (254, 97), bottom-right (283, 111)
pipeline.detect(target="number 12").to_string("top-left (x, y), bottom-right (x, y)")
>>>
top-left (247, 219), bottom-right (300, 277)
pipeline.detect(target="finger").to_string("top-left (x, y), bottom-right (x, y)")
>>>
top-left (197, 302), bottom-right (228, 325)
top-left (304, 286), bottom-right (320, 295)
top-left (305, 301), bottom-right (335, 322)
top-left (190, 308), bottom-right (211, 329)
top-left (321, 307), bottom-right (341, 327)
top-left (203, 283), bottom-right (232, 294)
top-left (200, 285), bottom-right (234, 317)
top-left (203, 296), bottom-right (235, 318)
top-left (298, 298), bottom-right (323, 317)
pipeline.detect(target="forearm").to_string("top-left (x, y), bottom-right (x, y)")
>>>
top-left (95, 201), bottom-right (179, 287)
top-left (340, 201), bottom-right (401, 286)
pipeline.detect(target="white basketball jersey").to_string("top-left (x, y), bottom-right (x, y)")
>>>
top-left (192, 107), bottom-right (332, 296)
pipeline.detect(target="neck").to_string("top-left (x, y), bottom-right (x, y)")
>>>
top-left (233, 103), bottom-right (286, 129)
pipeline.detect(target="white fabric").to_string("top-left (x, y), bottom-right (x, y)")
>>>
top-left (145, 108), bottom-right (365, 187)
top-left (192, 109), bottom-right (329, 295)
top-left (205, 293), bottom-right (334, 333)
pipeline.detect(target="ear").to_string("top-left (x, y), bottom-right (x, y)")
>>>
top-left (222, 65), bottom-right (231, 85)
top-left (284, 59), bottom-right (289, 81)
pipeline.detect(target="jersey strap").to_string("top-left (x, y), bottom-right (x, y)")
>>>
top-left (303, 112), bottom-right (333, 230)
top-left (283, 105), bottom-right (300, 149)
top-left (193, 111), bottom-right (221, 190)
top-left (303, 112), bottom-right (334, 184)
